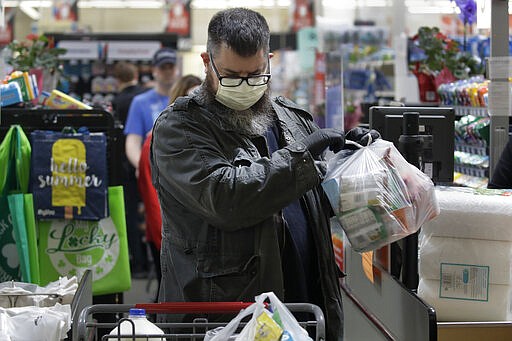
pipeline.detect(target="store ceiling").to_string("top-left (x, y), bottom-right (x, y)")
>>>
top-left (5, 0), bottom-right (501, 17)
top-left (3, 0), bottom-right (460, 12)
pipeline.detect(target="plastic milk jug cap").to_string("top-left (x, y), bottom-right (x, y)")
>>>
top-left (128, 308), bottom-right (146, 317)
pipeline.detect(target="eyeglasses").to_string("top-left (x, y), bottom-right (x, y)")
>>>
top-left (209, 53), bottom-right (271, 87)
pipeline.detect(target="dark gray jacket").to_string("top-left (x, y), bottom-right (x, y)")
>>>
top-left (151, 92), bottom-right (343, 340)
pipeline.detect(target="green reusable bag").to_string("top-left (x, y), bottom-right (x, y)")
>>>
top-left (0, 125), bottom-right (31, 282)
top-left (38, 186), bottom-right (131, 295)
top-left (8, 193), bottom-right (40, 284)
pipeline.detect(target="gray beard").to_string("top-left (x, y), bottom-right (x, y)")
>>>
top-left (196, 73), bottom-right (276, 137)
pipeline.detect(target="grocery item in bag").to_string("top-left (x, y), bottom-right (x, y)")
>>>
top-left (322, 139), bottom-right (439, 252)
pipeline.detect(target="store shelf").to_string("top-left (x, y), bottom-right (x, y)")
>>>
top-left (453, 172), bottom-right (489, 189)
top-left (455, 142), bottom-right (488, 156)
top-left (454, 164), bottom-right (488, 178)
top-left (455, 106), bottom-right (489, 117)
top-left (348, 60), bottom-right (394, 69)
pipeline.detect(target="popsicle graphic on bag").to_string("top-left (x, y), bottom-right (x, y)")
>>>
top-left (51, 138), bottom-right (87, 219)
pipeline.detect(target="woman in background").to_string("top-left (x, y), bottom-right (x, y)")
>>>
top-left (137, 74), bottom-right (202, 300)
top-left (167, 74), bottom-right (202, 106)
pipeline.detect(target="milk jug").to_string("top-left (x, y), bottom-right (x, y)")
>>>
top-left (109, 308), bottom-right (164, 341)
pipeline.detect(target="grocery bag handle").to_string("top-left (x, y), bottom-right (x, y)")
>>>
top-left (345, 132), bottom-right (373, 150)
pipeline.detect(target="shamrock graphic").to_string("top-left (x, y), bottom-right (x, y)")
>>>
top-left (96, 266), bottom-right (103, 275)
top-left (68, 236), bottom-right (78, 248)
top-left (2, 243), bottom-right (19, 269)
top-left (105, 254), bottom-right (113, 263)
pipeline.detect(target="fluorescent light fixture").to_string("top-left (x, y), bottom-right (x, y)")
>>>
top-left (126, 1), bottom-right (162, 8)
top-left (322, 0), bottom-right (356, 9)
top-left (192, 0), bottom-right (292, 9)
top-left (361, 0), bottom-right (392, 7)
top-left (191, 0), bottom-right (227, 9)
top-left (17, 1), bottom-right (52, 7)
top-left (77, 1), bottom-right (162, 8)
top-left (276, 0), bottom-right (291, 6)
top-left (20, 2), bottom-right (41, 20)
top-left (407, 6), bottom-right (455, 14)
top-left (405, 0), bottom-right (456, 14)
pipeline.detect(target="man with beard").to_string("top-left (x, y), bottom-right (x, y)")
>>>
top-left (151, 8), bottom-right (378, 340)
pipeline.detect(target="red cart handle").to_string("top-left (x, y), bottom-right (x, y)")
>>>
top-left (135, 302), bottom-right (266, 314)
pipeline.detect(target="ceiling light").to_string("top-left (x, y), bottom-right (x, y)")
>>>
top-left (20, 3), bottom-right (41, 20)
top-left (16, 1), bottom-right (52, 7)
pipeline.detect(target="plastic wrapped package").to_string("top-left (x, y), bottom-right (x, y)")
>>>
top-left (0, 303), bottom-right (71, 340)
top-left (418, 187), bottom-right (512, 321)
top-left (419, 236), bottom-right (512, 285)
top-left (420, 187), bottom-right (512, 241)
top-left (418, 279), bottom-right (512, 321)
top-left (322, 139), bottom-right (439, 252)
top-left (0, 276), bottom-right (78, 308)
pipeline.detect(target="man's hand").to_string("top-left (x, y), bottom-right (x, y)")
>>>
top-left (345, 127), bottom-right (381, 149)
top-left (301, 128), bottom-right (345, 158)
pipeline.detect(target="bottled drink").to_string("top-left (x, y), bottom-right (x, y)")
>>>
top-left (108, 308), bottom-right (164, 341)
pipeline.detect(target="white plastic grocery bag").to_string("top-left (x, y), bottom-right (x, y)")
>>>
top-left (322, 138), bottom-right (440, 252)
top-left (204, 292), bottom-right (312, 341)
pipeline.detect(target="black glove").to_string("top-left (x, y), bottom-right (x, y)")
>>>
top-left (301, 128), bottom-right (345, 158)
top-left (345, 127), bottom-right (381, 149)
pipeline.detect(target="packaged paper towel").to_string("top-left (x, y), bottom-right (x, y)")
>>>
top-left (419, 236), bottom-right (512, 285)
top-left (418, 279), bottom-right (511, 321)
top-left (421, 187), bottom-right (512, 241)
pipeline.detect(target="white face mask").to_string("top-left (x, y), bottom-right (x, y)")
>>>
top-left (215, 81), bottom-right (267, 111)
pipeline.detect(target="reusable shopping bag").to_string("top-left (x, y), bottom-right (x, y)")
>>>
top-left (30, 128), bottom-right (108, 220)
top-left (204, 292), bottom-right (312, 341)
top-left (8, 193), bottom-right (40, 284)
top-left (0, 125), bottom-right (32, 282)
top-left (322, 138), bottom-right (440, 252)
top-left (37, 186), bottom-right (131, 295)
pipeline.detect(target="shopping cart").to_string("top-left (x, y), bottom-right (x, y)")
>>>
top-left (73, 301), bottom-right (326, 340)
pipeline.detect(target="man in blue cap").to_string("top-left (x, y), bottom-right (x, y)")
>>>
top-left (123, 47), bottom-right (178, 277)
top-left (125, 47), bottom-right (178, 171)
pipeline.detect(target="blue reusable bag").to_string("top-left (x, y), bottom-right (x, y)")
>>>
top-left (30, 128), bottom-right (108, 220)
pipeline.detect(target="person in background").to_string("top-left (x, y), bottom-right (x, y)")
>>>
top-left (488, 136), bottom-right (512, 189)
top-left (138, 74), bottom-right (202, 298)
top-left (112, 61), bottom-right (149, 278)
top-left (124, 47), bottom-right (178, 171)
top-left (167, 74), bottom-right (202, 106)
top-left (112, 61), bottom-right (148, 125)
top-left (151, 8), bottom-right (379, 339)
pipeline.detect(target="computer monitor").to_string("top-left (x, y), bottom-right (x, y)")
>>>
top-left (369, 106), bottom-right (455, 184)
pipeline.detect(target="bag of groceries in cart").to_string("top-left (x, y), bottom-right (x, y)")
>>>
top-left (204, 292), bottom-right (312, 341)
top-left (322, 138), bottom-right (440, 253)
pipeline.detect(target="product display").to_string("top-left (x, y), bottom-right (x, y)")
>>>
top-left (0, 82), bottom-right (23, 107)
top-left (41, 89), bottom-right (92, 110)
